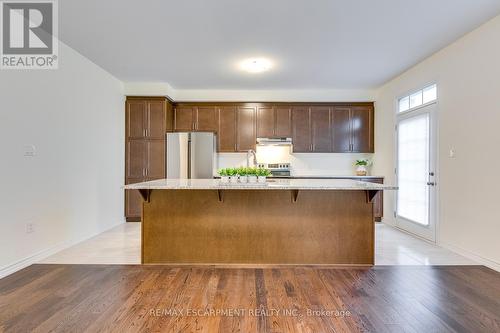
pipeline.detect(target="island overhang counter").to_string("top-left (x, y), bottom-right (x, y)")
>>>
top-left (124, 179), bottom-right (397, 266)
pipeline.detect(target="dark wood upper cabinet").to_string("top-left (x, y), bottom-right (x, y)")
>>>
top-left (351, 106), bottom-right (374, 153)
top-left (292, 106), bottom-right (311, 152)
top-left (310, 107), bottom-right (332, 152)
top-left (332, 107), bottom-right (352, 153)
top-left (275, 107), bottom-right (292, 137)
top-left (256, 106), bottom-right (292, 138)
top-left (218, 106), bottom-right (237, 152)
top-left (236, 106), bottom-right (257, 151)
top-left (169, 101), bottom-right (372, 153)
top-left (331, 105), bottom-right (374, 153)
top-left (195, 106), bottom-right (218, 132)
top-left (147, 101), bottom-right (167, 139)
top-left (174, 106), bottom-right (195, 131)
top-left (256, 106), bottom-right (275, 138)
top-left (165, 102), bottom-right (174, 132)
top-left (126, 100), bottom-right (146, 139)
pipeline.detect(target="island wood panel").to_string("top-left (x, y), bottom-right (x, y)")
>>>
top-left (142, 189), bottom-right (374, 265)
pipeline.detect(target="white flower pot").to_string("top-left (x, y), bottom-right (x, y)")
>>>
top-left (257, 176), bottom-right (267, 183)
top-left (239, 175), bottom-right (248, 183)
top-left (220, 176), bottom-right (230, 183)
top-left (356, 165), bottom-right (368, 176)
top-left (248, 176), bottom-right (257, 183)
top-left (229, 176), bottom-right (239, 183)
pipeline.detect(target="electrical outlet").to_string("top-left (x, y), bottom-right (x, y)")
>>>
top-left (24, 144), bottom-right (36, 157)
top-left (26, 222), bottom-right (35, 234)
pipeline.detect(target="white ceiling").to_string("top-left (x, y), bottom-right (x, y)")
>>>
top-left (60, 0), bottom-right (500, 90)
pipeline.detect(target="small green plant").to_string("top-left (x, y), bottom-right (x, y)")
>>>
top-left (255, 168), bottom-right (271, 177)
top-left (355, 159), bottom-right (370, 166)
top-left (236, 167), bottom-right (247, 176)
top-left (246, 167), bottom-right (257, 176)
top-left (226, 168), bottom-right (237, 176)
top-left (218, 168), bottom-right (228, 176)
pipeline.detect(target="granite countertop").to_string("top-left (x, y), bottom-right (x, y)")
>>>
top-left (276, 175), bottom-right (385, 179)
top-left (124, 178), bottom-right (397, 191)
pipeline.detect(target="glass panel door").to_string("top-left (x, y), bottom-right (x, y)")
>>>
top-left (396, 103), bottom-right (436, 241)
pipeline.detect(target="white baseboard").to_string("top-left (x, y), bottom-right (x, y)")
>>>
top-left (440, 241), bottom-right (500, 272)
top-left (0, 220), bottom-right (125, 279)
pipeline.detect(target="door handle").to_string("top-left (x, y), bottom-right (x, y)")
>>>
top-left (427, 182), bottom-right (435, 186)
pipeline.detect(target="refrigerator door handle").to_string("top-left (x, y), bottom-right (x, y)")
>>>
top-left (187, 136), bottom-right (192, 179)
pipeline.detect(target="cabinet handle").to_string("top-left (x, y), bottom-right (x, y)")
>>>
top-left (146, 168), bottom-right (148, 176)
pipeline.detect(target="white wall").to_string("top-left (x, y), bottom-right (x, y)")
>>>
top-left (374, 15), bottom-right (500, 270)
top-left (219, 146), bottom-right (374, 176)
top-left (123, 82), bottom-right (377, 103)
top-left (0, 42), bottom-right (125, 277)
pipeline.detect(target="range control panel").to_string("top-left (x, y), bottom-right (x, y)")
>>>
top-left (257, 163), bottom-right (291, 177)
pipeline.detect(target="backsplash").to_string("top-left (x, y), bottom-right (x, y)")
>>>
top-left (217, 146), bottom-right (373, 176)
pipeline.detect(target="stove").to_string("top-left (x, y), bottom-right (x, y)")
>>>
top-left (257, 163), bottom-right (291, 178)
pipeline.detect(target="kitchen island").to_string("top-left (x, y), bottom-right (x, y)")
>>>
top-left (124, 179), bottom-right (397, 265)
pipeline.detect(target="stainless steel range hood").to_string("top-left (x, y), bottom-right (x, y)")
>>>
top-left (256, 137), bottom-right (293, 146)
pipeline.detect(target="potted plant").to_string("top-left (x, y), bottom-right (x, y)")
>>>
top-left (237, 167), bottom-right (248, 183)
top-left (218, 168), bottom-right (230, 183)
top-left (247, 167), bottom-right (258, 183)
top-left (227, 168), bottom-right (239, 183)
top-left (256, 168), bottom-right (271, 183)
top-left (355, 159), bottom-right (371, 176)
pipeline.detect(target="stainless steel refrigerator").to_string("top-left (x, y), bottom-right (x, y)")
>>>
top-left (166, 132), bottom-right (217, 179)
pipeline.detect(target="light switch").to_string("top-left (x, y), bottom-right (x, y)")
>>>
top-left (448, 149), bottom-right (455, 158)
top-left (24, 144), bottom-right (36, 157)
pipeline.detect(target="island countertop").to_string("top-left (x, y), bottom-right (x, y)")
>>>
top-left (124, 178), bottom-right (397, 191)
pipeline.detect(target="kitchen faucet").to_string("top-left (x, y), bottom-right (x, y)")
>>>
top-left (246, 149), bottom-right (257, 168)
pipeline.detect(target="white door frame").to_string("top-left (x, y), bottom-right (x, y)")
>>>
top-left (395, 102), bottom-right (438, 242)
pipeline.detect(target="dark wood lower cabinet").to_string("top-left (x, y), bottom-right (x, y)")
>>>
top-left (125, 188), bottom-right (143, 222)
top-left (361, 177), bottom-right (384, 221)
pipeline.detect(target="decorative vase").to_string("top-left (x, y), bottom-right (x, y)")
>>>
top-left (257, 176), bottom-right (267, 183)
top-left (248, 175), bottom-right (257, 183)
top-left (220, 176), bottom-right (230, 183)
top-left (239, 175), bottom-right (248, 183)
top-left (356, 165), bottom-right (368, 176)
top-left (229, 176), bottom-right (239, 183)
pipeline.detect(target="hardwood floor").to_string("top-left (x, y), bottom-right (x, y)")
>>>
top-left (1, 265), bottom-right (499, 332)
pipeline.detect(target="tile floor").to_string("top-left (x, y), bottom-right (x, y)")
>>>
top-left (41, 222), bottom-right (477, 265)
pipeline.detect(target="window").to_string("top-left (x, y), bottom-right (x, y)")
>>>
top-left (398, 84), bottom-right (437, 113)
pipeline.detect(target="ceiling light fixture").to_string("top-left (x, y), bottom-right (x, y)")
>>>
top-left (240, 58), bottom-right (272, 73)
